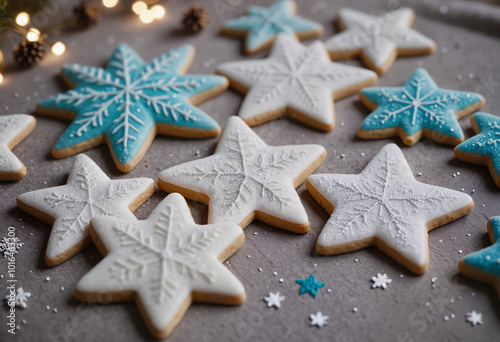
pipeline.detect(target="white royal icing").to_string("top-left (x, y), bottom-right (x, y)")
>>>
top-left (217, 34), bottom-right (377, 127)
top-left (17, 154), bottom-right (154, 264)
top-left (159, 116), bottom-right (326, 228)
top-left (0, 114), bottom-right (34, 173)
top-left (307, 143), bottom-right (472, 269)
top-left (325, 8), bottom-right (435, 70)
top-left (76, 193), bottom-right (245, 334)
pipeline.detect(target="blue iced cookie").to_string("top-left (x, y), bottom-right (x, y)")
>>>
top-left (358, 68), bottom-right (485, 146)
top-left (221, 0), bottom-right (323, 54)
top-left (37, 43), bottom-right (228, 172)
top-left (459, 217), bottom-right (500, 298)
top-left (455, 112), bottom-right (500, 188)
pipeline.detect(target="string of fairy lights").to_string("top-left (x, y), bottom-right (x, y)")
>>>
top-left (0, 0), bottom-right (168, 85)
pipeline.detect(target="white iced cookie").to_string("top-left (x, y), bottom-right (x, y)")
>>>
top-left (325, 8), bottom-right (436, 75)
top-left (0, 114), bottom-right (36, 180)
top-left (306, 144), bottom-right (473, 274)
top-left (216, 34), bottom-right (378, 131)
top-left (158, 116), bottom-right (326, 233)
top-left (75, 193), bottom-right (245, 339)
top-left (17, 154), bottom-right (154, 266)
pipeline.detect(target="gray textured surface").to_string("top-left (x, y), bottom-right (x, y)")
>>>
top-left (1, 0), bottom-right (500, 341)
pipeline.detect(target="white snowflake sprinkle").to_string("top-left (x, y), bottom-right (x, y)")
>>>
top-left (5, 287), bottom-right (31, 308)
top-left (310, 311), bottom-right (328, 328)
top-left (371, 273), bottom-right (392, 289)
top-left (466, 311), bottom-right (483, 326)
top-left (264, 292), bottom-right (285, 308)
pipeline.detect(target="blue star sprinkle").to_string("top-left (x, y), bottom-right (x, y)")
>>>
top-left (459, 217), bottom-right (500, 298)
top-left (295, 274), bottom-right (324, 298)
top-left (221, 0), bottom-right (323, 54)
top-left (37, 43), bottom-right (227, 172)
top-left (358, 68), bottom-right (484, 146)
top-left (455, 113), bottom-right (500, 188)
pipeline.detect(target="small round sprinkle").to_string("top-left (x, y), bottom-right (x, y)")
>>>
top-left (353, 307), bottom-right (358, 312)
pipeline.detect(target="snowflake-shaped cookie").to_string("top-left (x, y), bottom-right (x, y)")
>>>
top-left (75, 193), bottom-right (245, 339)
top-left (325, 8), bottom-right (436, 74)
top-left (37, 43), bottom-right (227, 172)
top-left (358, 68), bottom-right (484, 146)
top-left (158, 116), bottom-right (326, 233)
top-left (217, 34), bottom-right (377, 131)
top-left (459, 216), bottom-right (500, 299)
top-left (0, 114), bottom-right (36, 181)
top-left (221, 0), bottom-right (323, 54)
top-left (455, 113), bottom-right (500, 188)
top-left (306, 144), bottom-right (474, 274)
top-left (17, 154), bottom-right (154, 266)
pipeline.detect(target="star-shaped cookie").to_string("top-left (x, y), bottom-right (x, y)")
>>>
top-left (158, 116), bottom-right (326, 233)
top-left (217, 34), bottom-right (377, 131)
top-left (306, 143), bottom-right (474, 274)
top-left (221, 0), bottom-right (323, 54)
top-left (17, 154), bottom-right (154, 266)
top-left (459, 217), bottom-right (500, 299)
top-left (325, 8), bottom-right (436, 74)
top-left (37, 43), bottom-right (227, 172)
top-left (75, 193), bottom-right (245, 339)
top-left (0, 114), bottom-right (36, 181)
top-left (358, 68), bottom-right (485, 146)
top-left (455, 113), bottom-right (500, 188)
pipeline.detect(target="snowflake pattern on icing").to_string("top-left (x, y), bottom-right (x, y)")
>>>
top-left (109, 204), bottom-right (221, 302)
top-left (17, 154), bottom-right (154, 265)
top-left (38, 43), bottom-right (224, 169)
top-left (319, 150), bottom-right (449, 248)
top-left (76, 193), bottom-right (245, 338)
top-left (222, 0), bottom-right (322, 53)
top-left (360, 68), bottom-right (484, 144)
top-left (158, 116), bottom-right (326, 230)
top-left (176, 127), bottom-right (301, 215)
top-left (217, 34), bottom-right (377, 129)
top-left (0, 237), bottom-right (25, 257)
top-left (0, 114), bottom-right (35, 175)
top-left (455, 113), bottom-right (500, 183)
top-left (307, 143), bottom-right (473, 272)
top-left (44, 165), bottom-right (137, 240)
top-left (324, 8), bottom-right (435, 73)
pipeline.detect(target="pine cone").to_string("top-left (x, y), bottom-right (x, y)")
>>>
top-left (181, 5), bottom-right (209, 33)
top-left (13, 40), bottom-right (45, 68)
top-left (73, 0), bottom-right (101, 28)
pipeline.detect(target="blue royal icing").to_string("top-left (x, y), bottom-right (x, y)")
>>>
top-left (463, 217), bottom-right (500, 281)
top-left (38, 43), bottom-right (224, 166)
top-left (360, 68), bottom-right (484, 141)
top-left (456, 112), bottom-right (500, 176)
top-left (223, 0), bottom-right (322, 52)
